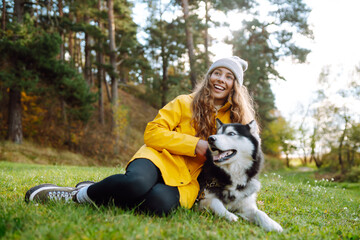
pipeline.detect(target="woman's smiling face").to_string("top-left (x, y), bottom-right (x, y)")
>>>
top-left (209, 67), bottom-right (235, 105)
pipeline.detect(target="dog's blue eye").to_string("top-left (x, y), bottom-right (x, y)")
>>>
top-left (227, 132), bottom-right (236, 136)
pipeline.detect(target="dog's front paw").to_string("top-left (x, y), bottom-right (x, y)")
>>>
top-left (264, 220), bottom-right (283, 232)
top-left (270, 222), bottom-right (283, 232)
top-left (225, 212), bottom-right (239, 222)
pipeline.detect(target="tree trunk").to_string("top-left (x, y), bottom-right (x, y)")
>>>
top-left (104, 76), bottom-right (112, 102)
top-left (349, 147), bottom-right (355, 169)
top-left (181, 0), bottom-right (197, 89)
top-left (46, 0), bottom-right (53, 26)
top-left (35, 0), bottom-right (40, 27)
top-left (338, 118), bottom-right (348, 173)
top-left (301, 149), bottom-right (307, 166)
top-left (338, 139), bottom-right (344, 173)
top-left (161, 52), bottom-right (168, 107)
top-left (2, 0), bottom-right (6, 32)
top-left (158, 15), bottom-right (168, 107)
top-left (68, 11), bottom-right (73, 65)
top-left (311, 154), bottom-right (323, 168)
top-left (68, 31), bottom-right (73, 63)
top-left (14, 0), bottom-right (23, 23)
top-left (7, 89), bottom-right (23, 143)
top-left (97, 52), bottom-right (105, 125)
top-left (57, 0), bottom-right (68, 129)
top-left (84, 14), bottom-right (92, 86)
top-left (204, 0), bottom-right (210, 69)
top-left (58, 0), bottom-right (64, 61)
top-left (96, 0), bottom-right (105, 125)
top-left (77, 33), bottom-right (82, 72)
top-left (344, 143), bottom-right (351, 168)
top-left (315, 154), bottom-right (323, 168)
top-left (285, 154), bottom-right (290, 168)
top-left (108, 0), bottom-right (117, 109)
top-left (7, 0), bottom-right (24, 144)
top-left (107, 0), bottom-right (119, 153)
top-left (74, 34), bottom-right (78, 69)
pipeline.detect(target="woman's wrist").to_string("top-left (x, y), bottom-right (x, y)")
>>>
top-left (195, 139), bottom-right (208, 158)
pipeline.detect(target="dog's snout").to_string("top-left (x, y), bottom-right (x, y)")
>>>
top-left (208, 135), bottom-right (216, 144)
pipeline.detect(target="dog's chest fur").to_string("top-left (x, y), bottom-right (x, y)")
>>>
top-left (198, 149), bottom-right (262, 207)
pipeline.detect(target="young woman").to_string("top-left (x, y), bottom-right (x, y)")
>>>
top-left (25, 56), bottom-right (257, 216)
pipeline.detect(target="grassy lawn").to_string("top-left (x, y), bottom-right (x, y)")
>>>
top-left (1, 161), bottom-right (359, 240)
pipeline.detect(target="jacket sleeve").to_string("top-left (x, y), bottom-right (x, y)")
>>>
top-left (144, 96), bottom-right (200, 157)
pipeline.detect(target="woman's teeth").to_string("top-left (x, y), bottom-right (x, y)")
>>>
top-left (214, 85), bottom-right (225, 90)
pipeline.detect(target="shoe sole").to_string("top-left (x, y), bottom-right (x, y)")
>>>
top-left (25, 184), bottom-right (74, 203)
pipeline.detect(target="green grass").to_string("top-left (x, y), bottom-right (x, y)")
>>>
top-left (1, 161), bottom-right (359, 240)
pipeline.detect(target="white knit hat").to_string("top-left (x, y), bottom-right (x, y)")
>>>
top-left (206, 56), bottom-right (248, 85)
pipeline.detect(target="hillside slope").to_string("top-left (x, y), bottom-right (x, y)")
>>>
top-left (0, 89), bottom-right (159, 167)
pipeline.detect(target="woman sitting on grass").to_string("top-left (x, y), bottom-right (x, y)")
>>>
top-left (25, 56), bottom-right (257, 216)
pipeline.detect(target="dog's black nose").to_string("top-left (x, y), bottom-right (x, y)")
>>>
top-left (208, 136), bottom-right (216, 144)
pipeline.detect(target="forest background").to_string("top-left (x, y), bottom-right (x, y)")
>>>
top-left (0, 0), bottom-right (359, 182)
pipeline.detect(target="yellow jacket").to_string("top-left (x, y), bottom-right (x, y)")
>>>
top-left (130, 94), bottom-right (232, 208)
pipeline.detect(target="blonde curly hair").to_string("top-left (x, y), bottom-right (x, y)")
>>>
top-left (191, 72), bottom-right (257, 140)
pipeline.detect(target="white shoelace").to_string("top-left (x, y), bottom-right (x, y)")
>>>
top-left (48, 191), bottom-right (77, 202)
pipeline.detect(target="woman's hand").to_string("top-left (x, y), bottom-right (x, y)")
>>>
top-left (195, 139), bottom-right (208, 160)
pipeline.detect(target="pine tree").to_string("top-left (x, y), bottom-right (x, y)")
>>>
top-left (180, 0), bottom-right (197, 89)
top-left (7, 0), bottom-right (25, 143)
top-left (146, 1), bottom-right (186, 107)
top-left (0, 5), bottom-right (96, 144)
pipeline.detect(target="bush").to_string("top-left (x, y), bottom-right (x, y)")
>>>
top-left (263, 155), bottom-right (285, 172)
top-left (342, 166), bottom-right (360, 183)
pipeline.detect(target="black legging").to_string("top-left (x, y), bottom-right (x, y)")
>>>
top-left (87, 158), bottom-right (180, 216)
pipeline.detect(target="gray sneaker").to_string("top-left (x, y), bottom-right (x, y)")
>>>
top-left (75, 181), bottom-right (95, 188)
top-left (25, 184), bottom-right (78, 203)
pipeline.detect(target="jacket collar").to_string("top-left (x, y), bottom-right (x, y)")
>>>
top-left (218, 101), bottom-right (231, 112)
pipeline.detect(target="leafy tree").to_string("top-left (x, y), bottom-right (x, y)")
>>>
top-left (173, 0), bottom-right (254, 87)
top-left (261, 112), bottom-right (296, 167)
top-left (309, 125), bottom-right (322, 168)
top-left (180, 0), bottom-right (197, 88)
top-left (347, 123), bottom-right (360, 168)
top-left (0, 15), bottom-right (96, 143)
top-left (308, 65), bottom-right (360, 172)
top-left (202, 0), bottom-right (253, 67)
top-left (228, 0), bottom-right (312, 129)
top-left (145, 1), bottom-right (186, 107)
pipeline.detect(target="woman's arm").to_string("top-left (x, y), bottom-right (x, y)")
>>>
top-left (144, 96), bottom-right (201, 157)
top-left (195, 139), bottom-right (208, 161)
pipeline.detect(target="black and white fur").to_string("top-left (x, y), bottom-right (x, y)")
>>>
top-left (197, 119), bottom-right (283, 232)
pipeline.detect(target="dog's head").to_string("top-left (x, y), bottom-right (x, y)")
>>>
top-left (208, 119), bottom-right (260, 165)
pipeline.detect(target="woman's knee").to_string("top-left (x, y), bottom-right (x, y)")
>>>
top-left (141, 184), bottom-right (180, 216)
top-left (124, 158), bottom-right (160, 195)
top-left (112, 173), bottom-right (154, 197)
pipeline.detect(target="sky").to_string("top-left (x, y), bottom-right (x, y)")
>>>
top-left (133, 0), bottom-right (360, 122)
top-left (208, 0), bottom-right (360, 122)
top-left (270, 0), bottom-right (360, 121)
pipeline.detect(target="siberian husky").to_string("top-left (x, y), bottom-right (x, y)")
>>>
top-left (197, 119), bottom-right (283, 232)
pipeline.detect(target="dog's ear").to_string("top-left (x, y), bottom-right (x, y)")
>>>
top-left (216, 118), bottom-right (223, 129)
top-left (248, 120), bottom-right (259, 136)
